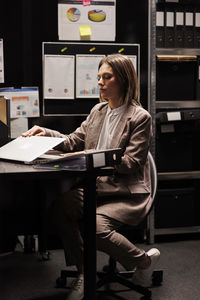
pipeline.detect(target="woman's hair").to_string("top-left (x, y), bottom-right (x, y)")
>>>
top-left (98, 53), bottom-right (140, 106)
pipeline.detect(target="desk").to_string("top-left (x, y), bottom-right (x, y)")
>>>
top-left (0, 160), bottom-right (114, 300)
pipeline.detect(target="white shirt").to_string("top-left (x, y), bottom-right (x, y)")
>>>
top-left (96, 104), bottom-right (127, 150)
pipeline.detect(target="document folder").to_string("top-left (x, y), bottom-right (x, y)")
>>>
top-left (175, 9), bottom-right (185, 48)
top-left (165, 9), bottom-right (175, 48)
top-left (194, 8), bottom-right (200, 48)
top-left (34, 148), bottom-right (122, 171)
top-left (156, 9), bottom-right (165, 48)
top-left (184, 8), bottom-right (194, 48)
top-left (0, 97), bottom-right (10, 147)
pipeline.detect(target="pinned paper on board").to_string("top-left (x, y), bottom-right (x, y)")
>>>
top-left (44, 55), bottom-right (75, 99)
top-left (76, 54), bottom-right (105, 98)
top-left (128, 55), bottom-right (137, 74)
top-left (58, 0), bottom-right (116, 41)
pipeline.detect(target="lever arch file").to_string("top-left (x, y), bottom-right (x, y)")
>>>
top-left (0, 97), bottom-right (10, 147)
top-left (194, 9), bottom-right (200, 48)
top-left (175, 9), bottom-right (185, 48)
top-left (184, 8), bottom-right (194, 48)
top-left (34, 148), bottom-right (122, 171)
top-left (165, 9), bottom-right (175, 48)
top-left (156, 10), bottom-right (165, 48)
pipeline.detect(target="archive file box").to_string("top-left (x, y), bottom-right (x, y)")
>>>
top-left (156, 111), bottom-right (200, 172)
top-left (155, 187), bottom-right (196, 228)
top-left (156, 54), bottom-right (200, 101)
top-left (0, 97), bottom-right (10, 147)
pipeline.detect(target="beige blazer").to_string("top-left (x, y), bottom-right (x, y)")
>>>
top-left (45, 102), bottom-right (152, 226)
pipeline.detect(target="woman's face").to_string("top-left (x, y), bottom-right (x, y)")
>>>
top-left (98, 63), bottom-right (121, 104)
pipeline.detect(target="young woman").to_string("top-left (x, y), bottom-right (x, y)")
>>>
top-left (22, 54), bottom-right (160, 300)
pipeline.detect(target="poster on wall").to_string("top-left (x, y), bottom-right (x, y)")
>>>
top-left (44, 55), bottom-right (75, 99)
top-left (76, 54), bottom-right (105, 98)
top-left (0, 87), bottom-right (40, 118)
top-left (58, 0), bottom-right (116, 41)
top-left (0, 39), bottom-right (4, 83)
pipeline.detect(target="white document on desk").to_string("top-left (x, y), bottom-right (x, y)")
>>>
top-left (0, 136), bottom-right (65, 163)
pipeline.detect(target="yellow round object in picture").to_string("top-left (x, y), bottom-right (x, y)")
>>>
top-left (67, 7), bottom-right (81, 22)
top-left (88, 10), bottom-right (106, 22)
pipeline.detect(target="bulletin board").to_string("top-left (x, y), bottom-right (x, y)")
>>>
top-left (42, 42), bottom-right (140, 116)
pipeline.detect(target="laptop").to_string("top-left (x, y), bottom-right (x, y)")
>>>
top-left (0, 135), bottom-right (65, 164)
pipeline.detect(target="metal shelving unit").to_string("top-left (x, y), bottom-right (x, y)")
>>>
top-left (147, 0), bottom-right (157, 244)
top-left (148, 0), bottom-right (200, 242)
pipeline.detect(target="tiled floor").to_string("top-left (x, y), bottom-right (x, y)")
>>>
top-left (1, 238), bottom-right (200, 300)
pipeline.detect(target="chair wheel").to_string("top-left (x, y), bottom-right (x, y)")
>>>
top-left (102, 265), bottom-right (111, 273)
top-left (39, 251), bottom-right (50, 261)
top-left (56, 276), bottom-right (67, 288)
top-left (152, 270), bottom-right (163, 286)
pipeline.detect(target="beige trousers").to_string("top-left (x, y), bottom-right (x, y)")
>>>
top-left (53, 187), bottom-right (146, 271)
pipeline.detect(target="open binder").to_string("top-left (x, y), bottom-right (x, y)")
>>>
top-left (34, 148), bottom-right (122, 171)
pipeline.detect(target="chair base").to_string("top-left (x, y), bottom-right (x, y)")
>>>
top-left (96, 266), bottom-right (163, 300)
top-left (56, 267), bottom-right (163, 300)
top-left (56, 270), bottom-right (78, 288)
top-left (97, 272), bottom-right (152, 299)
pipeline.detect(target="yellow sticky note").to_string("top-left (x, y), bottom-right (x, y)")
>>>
top-left (79, 25), bottom-right (92, 38)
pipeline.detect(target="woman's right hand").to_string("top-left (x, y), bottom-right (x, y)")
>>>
top-left (21, 125), bottom-right (46, 137)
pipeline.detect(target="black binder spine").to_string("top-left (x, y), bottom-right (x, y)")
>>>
top-left (6, 98), bottom-right (11, 141)
top-left (164, 6), bottom-right (175, 48)
top-left (156, 5), bottom-right (165, 48)
top-left (184, 6), bottom-right (194, 48)
top-left (174, 6), bottom-right (185, 48)
top-left (85, 153), bottom-right (93, 170)
top-left (194, 7), bottom-right (200, 49)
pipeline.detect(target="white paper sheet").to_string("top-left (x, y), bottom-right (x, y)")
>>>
top-left (11, 117), bottom-right (28, 139)
top-left (128, 55), bottom-right (137, 74)
top-left (76, 54), bottom-right (105, 98)
top-left (44, 55), bottom-right (75, 99)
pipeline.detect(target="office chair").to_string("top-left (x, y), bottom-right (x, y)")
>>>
top-left (95, 151), bottom-right (163, 300)
top-left (56, 152), bottom-right (163, 299)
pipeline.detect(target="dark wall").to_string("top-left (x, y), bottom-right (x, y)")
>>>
top-left (0, 0), bottom-right (149, 252)
top-left (0, 0), bottom-right (149, 133)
